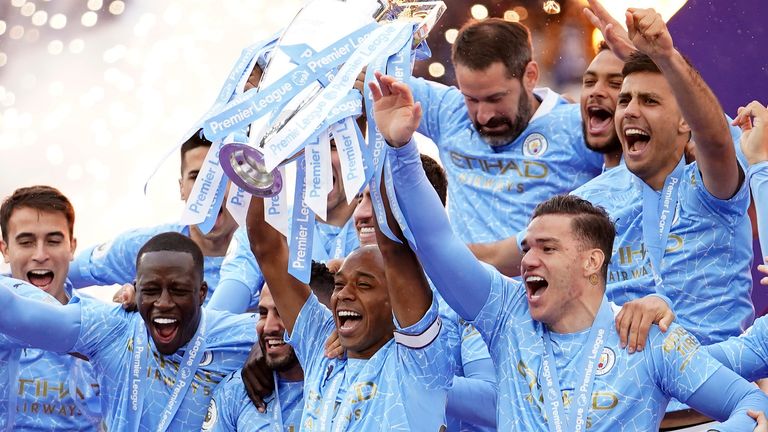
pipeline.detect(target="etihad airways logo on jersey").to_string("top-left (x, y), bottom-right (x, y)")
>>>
top-left (448, 151), bottom-right (549, 178)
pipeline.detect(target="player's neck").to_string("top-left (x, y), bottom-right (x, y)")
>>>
top-left (641, 149), bottom-right (685, 191)
top-left (188, 225), bottom-right (235, 256)
top-left (51, 285), bottom-right (70, 305)
top-left (277, 363), bottom-right (304, 382)
top-left (604, 151), bottom-right (622, 169)
top-left (321, 200), bottom-right (356, 228)
top-left (547, 290), bottom-right (604, 334)
top-left (345, 334), bottom-right (393, 360)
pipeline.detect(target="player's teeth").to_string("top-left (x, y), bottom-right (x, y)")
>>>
top-left (154, 318), bottom-right (177, 325)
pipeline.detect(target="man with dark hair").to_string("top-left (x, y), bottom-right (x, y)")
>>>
top-left (203, 261), bottom-right (335, 431)
top-left (68, 129), bottom-right (265, 313)
top-left (571, 8), bottom-right (753, 348)
top-left (367, 68), bottom-right (768, 430)
top-left (246, 163), bottom-right (454, 430)
top-left (0, 185), bottom-right (102, 430)
top-left (0, 231), bottom-right (257, 430)
top-left (409, 17), bottom-right (603, 244)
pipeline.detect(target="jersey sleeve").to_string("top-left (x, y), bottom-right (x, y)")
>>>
top-left (749, 162), bottom-right (768, 259)
top-left (645, 324), bottom-right (723, 403)
top-left (0, 277), bottom-right (82, 352)
top-left (69, 227), bottom-right (157, 288)
top-left (388, 139), bottom-right (493, 320)
top-left (706, 314), bottom-right (768, 382)
top-left (691, 162), bottom-right (750, 224)
top-left (215, 227), bottom-right (265, 311)
top-left (284, 294), bottom-right (335, 380)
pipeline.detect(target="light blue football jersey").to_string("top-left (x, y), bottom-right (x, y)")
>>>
top-left (409, 77), bottom-right (603, 243)
top-left (73, 300), bottom-right (257, 431)
top-left (286, 294), bottom-right (453, 431)
top-left (0, 278), bottom-right (102, 431)
top-left (203, 370), bottom-right (303, 432)
top-left (472, 267), bottom-right (725, 431)
top-left (572, 162), bottom-right (753, 345)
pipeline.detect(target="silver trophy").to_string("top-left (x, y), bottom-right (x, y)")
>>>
top-left (219, 0), bottom-right (446, 197)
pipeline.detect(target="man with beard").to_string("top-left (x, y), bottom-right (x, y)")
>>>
top-left (203, 262), bottom-right (334, 431)
top-left (369, 64), bottom-right (768, 431)
top-left (0, 186), bottom-right (102, 431)
top-left (466, 41), bottom-right (625, 277)
top-left (0, 232), bottom-right (257, 430)
top-left (409, 18), bottom-right (603, 243)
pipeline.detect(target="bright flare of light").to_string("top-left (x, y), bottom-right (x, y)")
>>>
top-left (0, 21), bottom-right (6, 35)
top-left (49, 13), bottom-right (67, 30)
top-left (9, 25), bottom-right (24, 40)
top-left (20, 2), bottom-right (35, 17)
top-left (444, 28), bottom-right (458, 44)
top-left (109, 1), bottom-right (125, 15)
top-left (0, 53), bottom-right (7, 68)
top-left (31, 11), bottom-right (48, 26)
top-left (69, 39), bottom-right (85, 54)
top-left (428, 62), bottom-right (445, 78)
top-left (87, 0), bottom-right (103, 11)
top-left (592, 28), bottom-right (605, 51)
top-left (543, 1), bottom-right (561, 15)
top-left (504, 10), bottom-right (520, 22)
top-left (514, 6), bottom-right (529, 20)
top-left (470, 4), bottom-right (489, 20)
top-left (47, 40), bottom-right (64, 55)
top-left (599, 0), bottom-right (688, 28)
top-left (82, 11), bottom-right (98, 27)
top-left (11, 0), bottom-right (25, 8)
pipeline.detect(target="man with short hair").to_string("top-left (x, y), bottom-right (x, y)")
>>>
top-left (409, 18), bottom-right (603, 243)
top-left (67, 131), bottom-right (265, 313)
top-left (368, 40), bottom-right (768, 429)
top-left (203, 261), bottom-right (334, 431)
top-left (246, 170), bottom-right (454, 430)
top-left (0, 185), bottom-right (102, 431)
top-left (0, 232), bottom-right (256, 430)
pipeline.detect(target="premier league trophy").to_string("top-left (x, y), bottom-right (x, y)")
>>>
top-left (211, 0), bottom-right (446, 197)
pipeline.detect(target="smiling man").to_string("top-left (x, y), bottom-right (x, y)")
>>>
top-left (246, 170), bottom-right (454, 430)
top-left (368, 66), bottom-right (768, 430)
top-left (570, 11), bottom-right (753, 348)
top-left (0, 232), bottom-right (256, 430)
top-left (0, 186), bottom-right (102, 431)
top-left (203, 262), bottom-right (334, 432)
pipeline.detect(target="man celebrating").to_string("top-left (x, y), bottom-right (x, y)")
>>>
top-left (572, 3), bottom-right (753, 346)
top-left (367, 24), bottom-right (768, 432)
top-left (409, 18), bottom-right (603, 243)
top-left (0, 232), bottom-right (256, 430)
top-left (203, 262), bottom-right (334, 431)
top-left (0, 186), bottom-right (102, 431)
top-left (246, 169), bottom-right (453, 430)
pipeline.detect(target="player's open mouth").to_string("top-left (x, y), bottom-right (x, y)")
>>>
top-left (337, 309), bottom-right (363, 336)
top-left (525, 275), bottom-right (549, 300)
top-left (264, 338), bottom-right (288, 353)
top-left (152, 317), bottom-right (179, 344)
top-left (357, 226), bottom-right (376, 244)
top-left (624, 127), bottom-right (651, 156)
top-left (27, 269), bottom-right (54, 288)
top-left (587, 105), bottom-right (614, 136)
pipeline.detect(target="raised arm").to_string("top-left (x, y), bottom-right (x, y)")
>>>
top-left (370, 72), bottom-right (491, 320)
top-left (0, 277), bottom-right (81, 352)
top-left (245, 196), bottom-right (310, 335)
top-left (373, 180), bottom-right (432, 327)
top-left (734, 100), bottom-right (768, 258)
top-left (626, 7), bottom-right (741, 199)
top-left (468, 235), bottom-right (523, 278)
